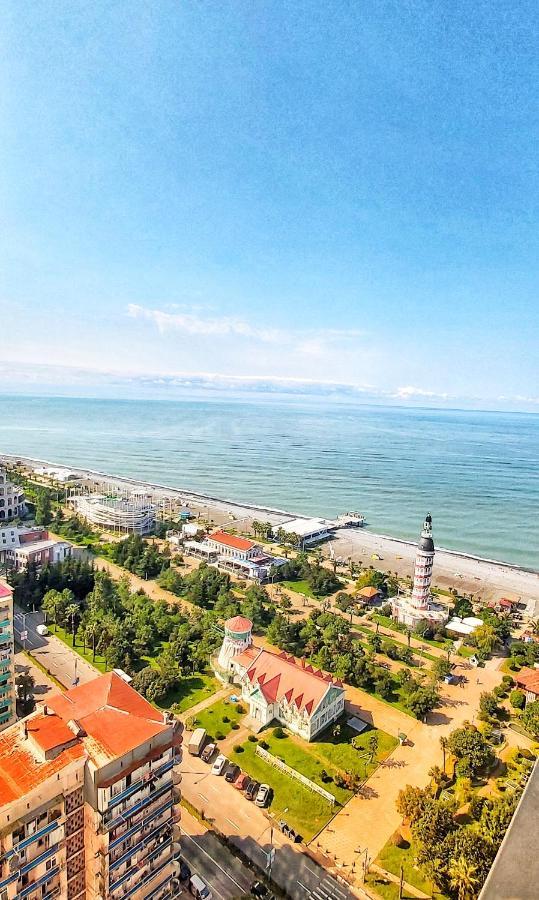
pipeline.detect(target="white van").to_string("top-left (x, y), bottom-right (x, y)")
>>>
top-left (189, 874), bottom-right (212, 900)
top-left (36, 624), bottom-right (49, 636)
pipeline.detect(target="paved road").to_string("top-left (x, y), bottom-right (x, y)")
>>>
top-left (13, 649), bottom-right (60, 703)
top-left (13, 607), bottom-right (99, 689)
top-left (180, 807), bottom-right (254, 900)
top-left (181, 749), bottom-right (360, 900)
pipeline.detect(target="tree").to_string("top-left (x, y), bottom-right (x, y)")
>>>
top-left (428, 765), bottom-right (445, 787)
top-left (471, 623), bottom-right (500, 657)
top-left (396, 784), bottom-right (432, 823)
top-left (449, 856), bottom-right (480, 900)
top-left (478, 691), bottom-right (499, 721)
top-left (35, 491), bottom-right (53, 526)
top-left (65, 602), bottom-right (80, 646)
top-left (16, 672), bottom-right (35, 714)
top-left (407, 684), bottom-right (440, 719)
top-left (85, 620), bottom-right (100, 662)
top-left (412, 800), bottom-right (457, 851)
top-left (447, 724), bottom-right (493, 777)
top-left (510, 689), bottom-right (525, 710)
top-left (367, 731), bottom-right (379, 763)
top-left (522, 700), bottom-right (539, 739)
top-left (440, 736), bottom-right (449, 774)
top-left (432, 657), bottom-right (452, 680)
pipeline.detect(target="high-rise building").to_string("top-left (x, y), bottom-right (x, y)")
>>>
top-left (0, 468), bottom-right (26, 523)
top-left (0, 580), bottom-right (16, 731)
top-left (392, 514), bottom-right (448, 629)
top-left (0, 672), bottom-right (182, 900)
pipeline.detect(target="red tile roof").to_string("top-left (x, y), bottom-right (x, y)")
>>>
top-left (241, 647), bottom-right (342, 714)
top-left (27, 712), bottom-right (77, 753)
top-left (48, 672), bottom-right (168, 761)
top-left (0, 582), bottom-right (12, 599)
top-left (209, 531), bottom-right (255, 551)
top-left (515, 668), bottom-right (539, 696)
top-left (225, 615), bottom-right (253, 633)
top-left (0, 722), bottom-right (85, 806)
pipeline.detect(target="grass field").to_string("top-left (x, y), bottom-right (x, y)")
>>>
top-left (375, 835), bottom-right (448, 899)
top-left (191, 696), bottom-right (244, 737)
top-left (160, 673), bottom-right (219, 713)
top-left (281, 579), bottom-right (317, 598)
top-left (230, 722), bottom-right (397, 839)
top-left (52, 625), bottom-right (107, 672)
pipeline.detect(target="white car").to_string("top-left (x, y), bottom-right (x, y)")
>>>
top-left (211, 754), bottom-right (227, 776)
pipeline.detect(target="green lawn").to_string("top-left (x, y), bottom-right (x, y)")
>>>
top-left (190, 697), bottom-right (244, 738)
top-left (233, 739), bottom-right (335, 839)
top-left (159, 673), bottom-right (219, 713)
top-left (52, 624), bottom-right (107, 673)
top-left (457, 645), bottom-right (476, 659)
top-left (376, 836), bottom-right (448, 899)
top-left (281, 580), bottom-right (317, 598)
top-left (230, 722), bottom-right (397, 839)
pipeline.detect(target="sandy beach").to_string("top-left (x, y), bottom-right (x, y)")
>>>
top-left (4, 452), bottom-right (539, 607)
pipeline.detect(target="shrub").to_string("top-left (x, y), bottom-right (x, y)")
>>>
top-left (391, 831), bottom-right (409, 849)
top-left (259, 740), bottom-right (269, 749)
top-left (231, 722), bottom-right (240, 730)
top-left (222, 715), bottom-right (230, 723)
top-left (502, 675), bottom-right (514, 687)
top-left (248, 735), bottom-right (258, 742)
top-left (215, 731), bottom-right (225, 741)
top-left (510, 689), bottom-right (526, 710)
top-left (273, 726), bottom-right (286, 739)
top-left (233, 745), bottom-right (244, 754)
top-left (236, 703), bottom-right (245, 714)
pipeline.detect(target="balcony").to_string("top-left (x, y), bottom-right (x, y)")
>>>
top-left (109, 817), bottom-right (174, 873)
top-left (107, 758), bottom-right (174, 812)
top-left (108, 798), bottom-right (174, 853)
top-left (18, 844), bottom-right (59, 878)
top-left (103, 782), bottom-right (173, 833)
top-left (15, 866), bottom-right (60, 900)
top-left (12, 820), bottom-right (64, 856)
top-left (110, 841), bottom-right (176, 898)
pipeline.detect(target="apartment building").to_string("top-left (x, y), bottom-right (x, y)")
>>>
top-left (0, 529), bottom-right (74, 573)
top-left (0, 469), bottom-right (25, 523)
top-left (0, 581), bottom-right (15, 732)
top-left (0, 672), bottom-right (182, 900)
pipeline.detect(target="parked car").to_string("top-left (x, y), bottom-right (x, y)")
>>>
top-left (245, 779), bottom-right (260, 801)
top-left (255, 783), bottom-right (271, 807)
top-left (211, 754), bottom-right (227, 776)
top-left (179, 860), bottom-right (192, 883)
top-left (234, 772), bottom-right (250, 791)
top-left (225, 763), bottom-right (241, 783)
top-left (201, 742), bottom-right (216, 763)
top-left (189, 874), bottom-right (212, 900)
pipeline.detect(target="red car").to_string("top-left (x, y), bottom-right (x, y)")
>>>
top-left (234, 772), bottom-right (250, 791)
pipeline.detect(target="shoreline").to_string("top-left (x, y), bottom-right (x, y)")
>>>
top-left (2, 452), bottom-right (538, 602)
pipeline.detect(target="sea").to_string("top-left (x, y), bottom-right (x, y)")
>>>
top-left (0, 394), bottom-right (537, 570)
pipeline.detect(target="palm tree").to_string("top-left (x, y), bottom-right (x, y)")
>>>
top-left (252, 520), bottom-right (261, 539)
top-left (16, 672), bottom-right (35, 713)
top-left (428, 764), bottom-right (444, 787)
top-left (440, 736), bottom-right (449, 775)
top-left (85, 621), bottom-right (100, 662)
top-left (65, 603), bottom-right (80, 646)
top-left (449, 856), bottom-right (480, 900)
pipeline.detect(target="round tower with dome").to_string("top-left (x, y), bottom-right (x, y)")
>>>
top-left (217, 615), bottom-right (253, 672)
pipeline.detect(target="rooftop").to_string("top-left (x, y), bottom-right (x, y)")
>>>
top-left (0, 582), bottom-right (12, 599)
top-left (225, 615), bottom-right (253, 633)
top-left (48, 671), bottom-right (168, 763)
top-left (238, 646), bottom-right (343, 715)
top-left (515, 667), bottom-right (539, 695)
top-left (277, 517), bottom-right (330, 537)
top-left (209, 531), bottom-right (255, 551)
top-left (0, 720), bottom-right (85, 806)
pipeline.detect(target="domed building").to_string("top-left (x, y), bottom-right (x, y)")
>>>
top-left (217, 616), bottom-right (253, 672)
top-left (0, 467), bottom-right (25, 522)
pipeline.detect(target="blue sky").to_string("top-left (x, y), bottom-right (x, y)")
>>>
top-left (1, 1), bottom-right (538, 410)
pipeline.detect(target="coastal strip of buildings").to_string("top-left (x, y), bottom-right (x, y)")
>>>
top-left (0, 672), bottom-right (182, 900)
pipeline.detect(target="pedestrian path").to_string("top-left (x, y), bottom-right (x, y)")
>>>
top-left (179, 685), bottom-right (232, 722)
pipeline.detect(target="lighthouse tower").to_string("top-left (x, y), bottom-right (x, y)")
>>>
top-left (217, 616), bottom-right (253, 673)
top-left (411, 513), bottom-right (435, 611)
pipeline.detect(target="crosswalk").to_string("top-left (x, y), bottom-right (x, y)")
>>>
top-left (308, 874), bottom-right (350, 900)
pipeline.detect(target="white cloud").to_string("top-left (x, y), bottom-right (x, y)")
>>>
top-left (126, 303), bottom-right (364, 352)
top-left (394, 385), bottom-right (450, 400)
top-left (127, 303), bottom-right (283, 343)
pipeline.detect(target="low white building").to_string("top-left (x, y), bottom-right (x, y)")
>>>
top-left (445, 616), bottom-right (484, 637)
top-left (216, 617), bottom-right (346, 741)
top-left (274, 517), bottom-right (332, 546)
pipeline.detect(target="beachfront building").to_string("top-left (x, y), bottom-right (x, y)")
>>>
top-left (70, 493), bottom-right (156, 534)
top-left (392, 514), bottom-right (448, 630)
top-left (0, 467), bottom-right (26, 523)
top-left (514, 668), bottom-right (539, 706)
top-left (0, 671), bottom-right (182, 900)
top-left (215, 617), bottom-right (345, 741)
top-left (274, 517), bottom-right (331, 547)
top-left (185, 530), bottom-right (285, 582)
top-left (0, 581), bottom-right (16, 731)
